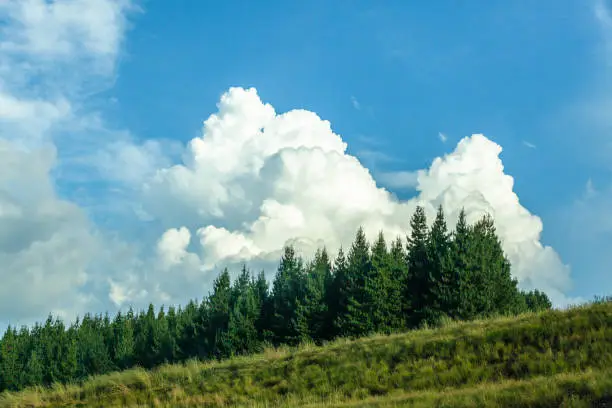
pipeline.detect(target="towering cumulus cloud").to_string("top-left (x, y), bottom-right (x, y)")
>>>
top-left (137, 87), bottom-right (574, 307)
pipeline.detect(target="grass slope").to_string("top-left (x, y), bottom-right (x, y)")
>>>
top-left (2, 302), bottom-right (611, 407)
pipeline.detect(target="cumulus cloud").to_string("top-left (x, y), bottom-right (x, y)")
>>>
top-left (107, 87), bottom-right (576, 308)
top-left (0, 141), bottom-right (98, 322)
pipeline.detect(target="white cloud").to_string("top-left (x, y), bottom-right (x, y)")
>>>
top-left (351, 96), bottom-right (361, 110)
top-left (438, 132), bottom-right (447, 143)
top-left (109, 87), bottom-right (576, 308)
top-left (0, 91), bottom-right (71, 143)
top-left (0, 140), bottom-right (99, 322)
top-left (157, 227), bottom-right (192, 268)
top-left (0, 0), bottom-right (135, 325)
top-left (0, 0), bottom-right (134, 63)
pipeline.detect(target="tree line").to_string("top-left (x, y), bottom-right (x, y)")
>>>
top-left (0, 206), bottom-right (551, 392)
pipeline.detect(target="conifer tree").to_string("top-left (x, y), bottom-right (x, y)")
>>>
top-left (466, 214), bottom-right (524, 317)
top-left (0, 327), bottom-right (20, 391)
top-left (449, 208), bottom-right (474, 319)
top-left (369, 231), bottom-right (391, 332)
top-left (336, 227), bottom-right (373, 337)
top-left (405, 206), bottom-right (430, 327)
top-left (302, 248), bottom-right (332, 342)
top-left (388, 237), bottom-right (408, 330)
top-left (328, 246), bottom-right (348, 338)
top-left (227, 279), bottom-right (260, 356)
top-left (23, 349), bottom-right (44, 387)
top-left (523, 289), bottom-right (552, 312)
top-left (253, 270), bottom-right (273, 342)
top-left (208, 269), bottom-right (232, 358)
top-left (163, 306), bottom-right (182, 363)
top-left (271, 245), bottom-right (307, 345)
top-left (426, 205), bottom-right (453, 324)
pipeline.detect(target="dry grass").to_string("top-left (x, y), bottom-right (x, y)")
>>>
top-left (1, 301), bottom-right (611, 407)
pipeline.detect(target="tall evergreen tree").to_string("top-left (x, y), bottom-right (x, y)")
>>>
top-left (208, 269), bottom-right (232, 358)
top-left (466, 214), bottom-right (524, 317)
top-left (253, 270), bottom-right (273, 343)
top-left (405, 206), bottom-right (430, 327)
top-left (426, 205), bottom-right (453, 324)
top-left (112, 311), bottom-right (135, 370)
top-left (387, 237), bottom-right (408, 330)
top-left (302, 248), bottom-right (332, 342)
top-left (336, 227), bottom-right (373, 337)
top-left (0, 327), bottom-right (21, 391)
top-left (448, 208), bottom-right (474, 319)
top-left (328, 246), bottom-right (348, 339)
top-left (227, 276), bottom-right (260, 356)
top-left (271, 245), bottom-right (307, 345)
top-left (369, 232), bottom-right (392, 332)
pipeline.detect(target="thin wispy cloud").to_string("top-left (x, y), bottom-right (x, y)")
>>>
top-left (522, 140), bottom-right (537, 149)
top-left (595, 0), bottom-right (612, 65)
top-left (438, 132), bottom-right (447, 143)
top-left (350, 95), bottom-right (361, 110)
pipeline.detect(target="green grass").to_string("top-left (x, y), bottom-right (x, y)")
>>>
top-left (2, 301), bottom-right (611, 407)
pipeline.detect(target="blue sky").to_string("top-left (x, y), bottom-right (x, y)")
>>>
top-left (1, 0), bottom-right (611, 328)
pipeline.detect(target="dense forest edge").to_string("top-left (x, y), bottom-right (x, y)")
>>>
top-left (2, 300), bottom-right (611, 407)
top-left (0, 205), bottom-right (592, 396)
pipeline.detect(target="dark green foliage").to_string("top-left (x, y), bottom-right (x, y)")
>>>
top-left (226, 265), bottom-right (260, 356)
top-left (302, 248), bottom-right (332, 342)
top-left (0, 205), bottom-right (563, 394)
top-left (334, 227), bottom-right (373, 338)
top-left (387, 237), bottom-right (408, 330)
top-left (207, 269), bottom-right (232, 358)
top-left (522, 289), bottom-right (553, 312)
top-left (405, 205), bottom-right (430, 327)
top-left (270, 246), bottom-right (308, 345)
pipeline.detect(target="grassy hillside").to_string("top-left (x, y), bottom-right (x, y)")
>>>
top-left (1, 301), bottom-right (611, 407)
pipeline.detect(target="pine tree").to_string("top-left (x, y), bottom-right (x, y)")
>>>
top-left (177, 299), bottom-right (204, 359)
top-left (466, 214), bottom-right (524, 318)
top-left (369, 231), bottom-right (391, 332)
top-left (271, 245), bottom-right (307, 345)
top-left (112, 310), bottom-right (135, 370)
top-left (253, 270), bottom-right (273, 343)
top-left (426, 205), bottom-right (453, 324)
top-left (0, 327), bottom-right (21, 391)
top-left (227, 266), bottom-right (261, 356)
top-left (449, 208), bottom-right (474, 319)
top-left (328, 246), bottom-right (348, 339)
top-left (77, 314), bottom-right (114, 377)
top-left (522, 289), bottom-right (552, 312)
top-left (336, 227), bottom-right (373, 337)
top-left (163, 306), bottom-right (182, 363)
top-left (302, 248), bottom-right (332, 342)
top-left (23, 349), bottom-right (44, 387)
top-left (387, 236), bottom-right (407, 331)
top-left (405, 206), bottom-right (430, 328)
top-left (208, 269), bottom-right (232, 358)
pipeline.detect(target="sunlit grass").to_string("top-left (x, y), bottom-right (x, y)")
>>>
top-left (1, 301), bottom-right (611, 407)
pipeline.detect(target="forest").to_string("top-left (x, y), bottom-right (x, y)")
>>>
top-left (0, 206), bottom-right (552, 393)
